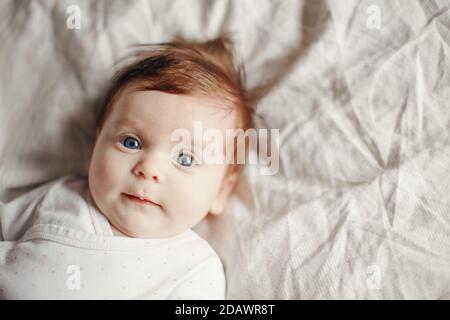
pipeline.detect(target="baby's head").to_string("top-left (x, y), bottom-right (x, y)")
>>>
top-left (88, 34), bottom-right (254, 238)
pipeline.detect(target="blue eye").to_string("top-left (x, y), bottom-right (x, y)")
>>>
top-left (120, 136), bottom-right (142, 150)
top-left (176, 152), bottom-right (197, 167)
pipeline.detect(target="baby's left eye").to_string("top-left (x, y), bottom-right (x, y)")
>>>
top-left (176, 152), bottom-right (197, 167)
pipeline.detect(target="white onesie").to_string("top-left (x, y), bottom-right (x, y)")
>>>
top-left (0, 175), bottom-right (226, 299)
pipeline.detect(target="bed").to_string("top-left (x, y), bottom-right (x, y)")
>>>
top-left (1, 0), bottom-right (449, 299)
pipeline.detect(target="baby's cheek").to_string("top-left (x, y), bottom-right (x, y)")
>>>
top-left (102, 150), bottom-right (129, 186)
top-left (89, 159), bottom-right (107, 199)
top-left (95, 157), bottom-right (109, 181)
top-left (92, 151), bottom-right (110, 182)
top-left (91, 148), bottom-right (120, 194)
top-left (171, 176), bottom-right (220, 217)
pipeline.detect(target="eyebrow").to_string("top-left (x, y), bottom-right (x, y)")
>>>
top-left (113, 118), bottom-right (150, 139)
top-left (113, 118), bottom-right (143, 128)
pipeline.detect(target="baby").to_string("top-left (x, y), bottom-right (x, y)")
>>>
top-left (0, 34), bottom-right (254, 299)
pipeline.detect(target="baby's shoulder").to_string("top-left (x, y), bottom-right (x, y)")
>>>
top-left (0, 174), bottom-right (89, 241)
top-left (38, 174), bottom-right (89, 210)
top-left (34, 174), bottom-right (95, 229)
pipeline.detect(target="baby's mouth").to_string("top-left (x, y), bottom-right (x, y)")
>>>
top-left (121, 193), bottom-right (161, 208)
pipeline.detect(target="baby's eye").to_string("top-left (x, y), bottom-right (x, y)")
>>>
top-left (176, 152), bottom-right (197, 167)
top-left (119, 136), bottom-right (142, 150)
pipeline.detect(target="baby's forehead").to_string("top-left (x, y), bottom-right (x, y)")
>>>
top-left (109, 89), bottom-right (240, 130)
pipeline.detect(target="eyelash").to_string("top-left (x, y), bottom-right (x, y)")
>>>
top-left (118, 135), bottom-right (199, 168)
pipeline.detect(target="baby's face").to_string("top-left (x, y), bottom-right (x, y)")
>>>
top-left (88, 88), bottom-right (238, 238)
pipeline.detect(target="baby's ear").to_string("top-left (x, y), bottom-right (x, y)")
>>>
top-left (209, 171), bottom-right (239, 215)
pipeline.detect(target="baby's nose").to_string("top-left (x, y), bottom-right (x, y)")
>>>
top-left (133, 158), bottom-right (166, 183)
top-left (136, 170), bottom-right (161, 182)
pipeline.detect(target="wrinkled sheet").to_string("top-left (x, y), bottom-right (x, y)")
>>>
top-left (1, 0), bottom-right (449, 299)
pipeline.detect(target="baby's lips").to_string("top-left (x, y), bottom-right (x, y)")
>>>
top-left (122, 192), bottom-right (162, 208)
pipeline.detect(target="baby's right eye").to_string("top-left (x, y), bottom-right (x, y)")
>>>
top-left (119, 136), bottom-right (142, 150)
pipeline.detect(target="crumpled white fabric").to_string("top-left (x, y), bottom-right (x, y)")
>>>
top-left (0, 0), bottom-right (449, 299)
